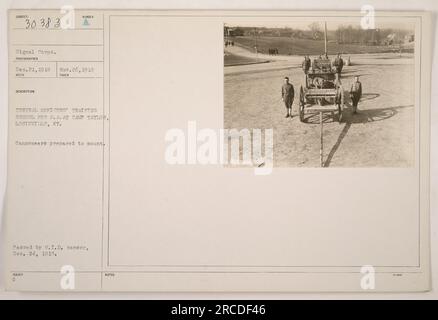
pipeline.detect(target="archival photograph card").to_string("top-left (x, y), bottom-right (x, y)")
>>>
top-left (4, 9), bottom-right (432, 292)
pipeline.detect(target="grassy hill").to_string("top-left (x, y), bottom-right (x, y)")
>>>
top-left (224, 52), bottom-right (269, 66)
top-left (231, 36), bottom-right (413, 56)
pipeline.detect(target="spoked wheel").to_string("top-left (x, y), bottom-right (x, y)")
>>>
top-left (299, 86), bottom-right (305, 122)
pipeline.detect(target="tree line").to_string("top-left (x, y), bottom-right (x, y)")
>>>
top-left (225, 25), bottom-right (413, 46)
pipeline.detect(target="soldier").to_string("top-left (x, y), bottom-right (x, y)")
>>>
top-left (302, 55), bottom-right (311, 86)
top-left (333, 53), bottom-right (344, 78)
top-left (302, 55), bottom-right (311, 73)
top-left (312, 56), bottom-right (318, 72)
top-left (350, 75), bottom-right (362, 114)
top-left (282, 77), bottom-right (295, 118)
top-left (338, 54), bottom-right (344, 74)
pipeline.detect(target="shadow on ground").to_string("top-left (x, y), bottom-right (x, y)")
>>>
top-left (323, 103), bottom-right (413, 167)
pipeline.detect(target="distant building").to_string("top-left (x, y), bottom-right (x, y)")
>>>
top-left (224, 27), bottom-right (234, 37)
top-left (404, 34), bottom-right (415, 43)
top-left (224, 26), bottom-right (244, 37)
top-left (384, 33), bottom-right (396, 45)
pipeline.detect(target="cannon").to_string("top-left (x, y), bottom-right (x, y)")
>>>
top-left (298, 57), bottom-right (345, 167)
top-left (299, 58), bottom-right (344, 123)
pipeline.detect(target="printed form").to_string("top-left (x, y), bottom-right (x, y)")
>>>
top-left (5, 10), bottom-right (432, 292)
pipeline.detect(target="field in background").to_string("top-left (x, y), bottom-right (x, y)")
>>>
top-left (229, 36), bottom-right (414, 56)
top-left (224, 54), bottom-right (415, 167)
top-left (224, 52), bottom-right (269, 66)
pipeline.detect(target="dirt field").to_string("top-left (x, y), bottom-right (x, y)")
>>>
top-left (224, 46), bottom-right (415, 167)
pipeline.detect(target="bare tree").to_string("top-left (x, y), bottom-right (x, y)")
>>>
top-left (308, 22), bottom-right (323, 40)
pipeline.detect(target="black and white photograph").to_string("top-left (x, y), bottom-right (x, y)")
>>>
top-left (224, 19), bottom-right (416, 167)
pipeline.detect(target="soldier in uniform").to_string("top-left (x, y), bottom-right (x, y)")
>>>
top-left (350, 75), bottom-right (362, 114)
top-left (333, 53), bottom-right (344, 78)
top-left (302, 55), bottom-right (311, 86)
top-left (311, 56), bottom-right (317, 72)
top-left (302, 55), bottom-right (311, 73)
top-left (282, 77), bottom-right (295, 118)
